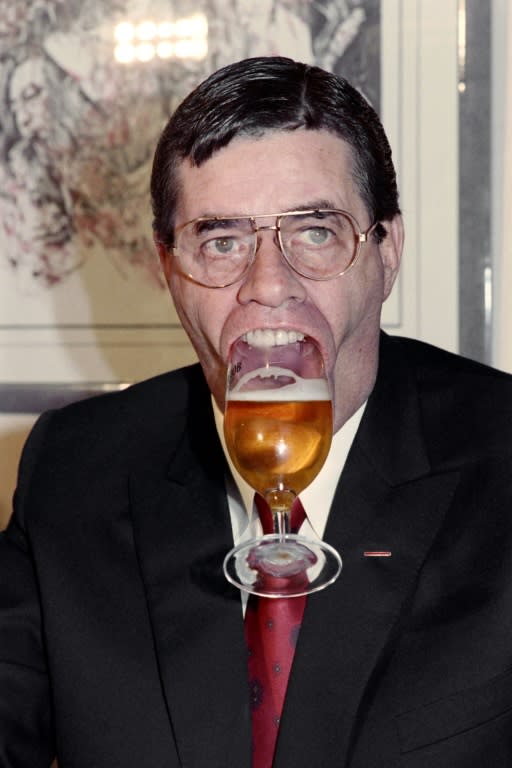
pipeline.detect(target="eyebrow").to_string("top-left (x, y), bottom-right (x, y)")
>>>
top-left (292, 199), bottom-right (339, 212)
top-left (194, 218), bottom-right (245, 233)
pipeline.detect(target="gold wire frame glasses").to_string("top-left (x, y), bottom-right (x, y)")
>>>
top-left (171, 208), bottom-right (378, 288)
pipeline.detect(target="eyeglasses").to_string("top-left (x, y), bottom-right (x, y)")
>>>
top-left (171, 209), bottom-right (378, 288)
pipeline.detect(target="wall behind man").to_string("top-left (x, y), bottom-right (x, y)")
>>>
top-left (0, 414), bottom-right (35, 528)
top-left (459, 0), bottom-right (492, 366)
top-left (492, 0), bottom-right (512, 374)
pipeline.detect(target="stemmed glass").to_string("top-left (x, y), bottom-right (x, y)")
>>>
top-left (222, 331), bottom-right (342, 597)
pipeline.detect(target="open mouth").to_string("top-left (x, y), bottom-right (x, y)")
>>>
top-left (242, 329), bottom-right (306, 348)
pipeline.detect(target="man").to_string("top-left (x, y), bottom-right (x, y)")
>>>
top-left (1, 56), bottom-right (512, 767)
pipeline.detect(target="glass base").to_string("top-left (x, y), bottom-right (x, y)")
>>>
top-left (223, 533), bottom-right (342, 597)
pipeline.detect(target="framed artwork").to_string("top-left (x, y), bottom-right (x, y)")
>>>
top-left (0, 0), bottom-right (383, 383)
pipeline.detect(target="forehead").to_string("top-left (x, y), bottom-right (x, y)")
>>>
top-left (175, 129), bottom-right (361, 221)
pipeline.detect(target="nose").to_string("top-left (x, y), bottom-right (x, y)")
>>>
top-left (237, 229), bottom-right (307, 307)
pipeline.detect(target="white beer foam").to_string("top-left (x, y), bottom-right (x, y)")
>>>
top-left (230, 366), bottom-right (330, 401)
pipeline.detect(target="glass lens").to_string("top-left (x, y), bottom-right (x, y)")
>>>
top-left (176, 217), bottom-right (254, 286)
top-left (280, 210), bottom-right (358, 278)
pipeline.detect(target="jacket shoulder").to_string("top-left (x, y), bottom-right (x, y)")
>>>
top-left (13, 364), bottom-right (209, 522)
top-left (43, 363), bottom-right (205, 438)
top-left (384, 335), bottom-right (512, 460)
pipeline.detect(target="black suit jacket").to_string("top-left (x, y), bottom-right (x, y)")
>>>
top-left (2, 334), bottom-right (512, 767)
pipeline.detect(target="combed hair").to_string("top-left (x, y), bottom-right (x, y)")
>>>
top-left (151, 56), bottom-right (400, 247)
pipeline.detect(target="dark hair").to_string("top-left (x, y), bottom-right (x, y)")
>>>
top-left (151, 56), bottom-right (400, 247)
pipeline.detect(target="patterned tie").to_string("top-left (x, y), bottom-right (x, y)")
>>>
top-left (245, 494), bottom-right (307, 767)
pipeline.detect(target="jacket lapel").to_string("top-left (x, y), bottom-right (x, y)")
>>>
top-left (129, 368), bottom-right (251, 768)
top-left (275, 334), bottom-right (461, 767)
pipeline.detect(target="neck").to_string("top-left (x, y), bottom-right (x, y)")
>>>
top-left (331, 332), bottom-right (380, 433)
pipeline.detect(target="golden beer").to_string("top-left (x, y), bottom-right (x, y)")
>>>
top-left (224, 394), bottom-right (332, 496)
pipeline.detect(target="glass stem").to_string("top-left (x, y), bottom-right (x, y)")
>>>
top-left (265, 489), bottom-right (296, 542)
top-left (273, 509), bottom-right (290, 539)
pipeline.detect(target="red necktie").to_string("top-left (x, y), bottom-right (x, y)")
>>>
top-left (245, 494), bottom-right (307, 767)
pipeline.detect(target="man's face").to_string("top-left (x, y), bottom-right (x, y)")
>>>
top-left (9, 58), bottom-right (50, 141)
top-left (158, 129), bottom-right (402, 431)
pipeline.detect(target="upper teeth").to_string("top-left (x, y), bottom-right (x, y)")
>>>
top-left (243, 329), bottom-right (305, 347)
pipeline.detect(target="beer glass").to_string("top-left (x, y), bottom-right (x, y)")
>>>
top-left (222, 332), bottom-right (342, 597)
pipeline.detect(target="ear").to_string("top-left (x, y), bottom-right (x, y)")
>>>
top-left (154, 232), bottom-right (172, 285)
top-left (379, 214), bottom-right (404, 300)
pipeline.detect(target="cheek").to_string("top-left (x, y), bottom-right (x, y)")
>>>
top-left (169, 277), bottom-right (227, 350)
top-left (308, 283), bottom-right (346, 334)
top-left (310, 265), bottom-right (384, 346)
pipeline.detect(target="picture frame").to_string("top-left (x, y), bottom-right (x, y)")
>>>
top-left (0, 0), bottom-right (384, 384)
